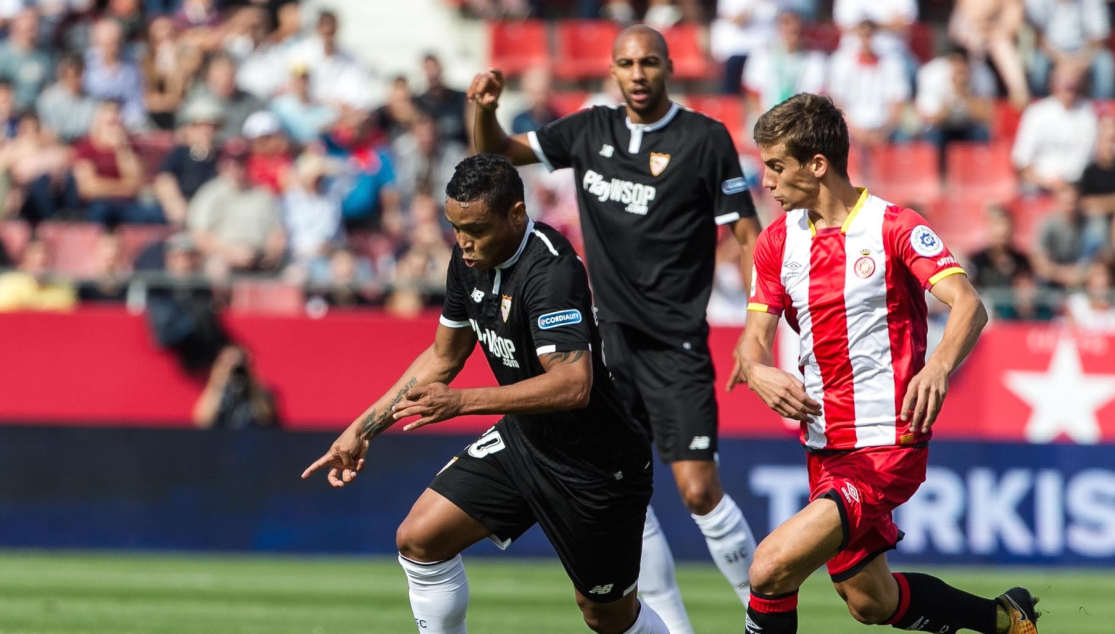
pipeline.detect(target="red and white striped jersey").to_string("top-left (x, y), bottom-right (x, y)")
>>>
top-left (748, 189), bottom-right (965, 450)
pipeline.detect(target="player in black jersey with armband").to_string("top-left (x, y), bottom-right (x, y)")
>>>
top-left (470, 24), bottom-right (762, 633)
top-left (303, 155), bottom-right (670, 634)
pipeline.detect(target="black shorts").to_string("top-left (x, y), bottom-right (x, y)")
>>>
top-left (599, 321), bottom-right (719, 463)
top-left (429, 421), bottom-right (652, 603)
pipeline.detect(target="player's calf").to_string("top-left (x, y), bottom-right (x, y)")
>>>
top-left (577, 594), bottom-right (669, 634)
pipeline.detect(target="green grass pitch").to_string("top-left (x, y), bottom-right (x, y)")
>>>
top-left (0, 551), bottom-right (1110, 633)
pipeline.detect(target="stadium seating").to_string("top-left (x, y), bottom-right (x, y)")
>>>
top-left (1008, 194), bottom-right (1055, 252)
top-left (0, 220), bottom-right (31, 261)
top-left (230, 280), bottom-right (305, 315)
top-left (945, 142), bottom-right (1017, 200)
top-left (36, 222), bottom-right (105, 278)
top-left (488, 20), bottom-right (550, 77)
top-left (554, 20), bottom-right (621, 80)
top-left (116, 224), bottom-right (174, 266)
top-left (991, 101), bottom-right (1024, 142)
top-left (661, 24), bottom-right (710, 81)
top-left (801, 22), bottom-right (841, 53)
top-left (868, 142), bottom-right (941, 207)
top-left (929, 195), bottom-right (992, 254)
top-left (907, 22), bottom-right (936, 64)
top-left (550, 91), bottom-right (590, 116)
top-left (683, 95), bottom-right (746, 148)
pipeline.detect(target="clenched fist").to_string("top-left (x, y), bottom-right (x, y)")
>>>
top-left (468, 69), bottom-right (504, 111)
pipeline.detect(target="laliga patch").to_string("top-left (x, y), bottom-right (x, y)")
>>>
top-left (721, 177), bottom-right (748, 195)
top-left (910, 225), bottom-right (944, 257)
top-left (537, 309), bottom-right (582, 330)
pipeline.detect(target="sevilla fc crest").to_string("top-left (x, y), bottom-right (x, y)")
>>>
top-left (649, 153), bottom-right (670, 176)
top-left (501, 295), bottom-right (512, 322)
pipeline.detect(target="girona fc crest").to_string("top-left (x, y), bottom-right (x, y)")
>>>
top-left (649, 152), bottom-right (670, 176)
top-left (854, 255), bottom-right (876, 279)
top-left (501, 295), bottom-right (512, 322)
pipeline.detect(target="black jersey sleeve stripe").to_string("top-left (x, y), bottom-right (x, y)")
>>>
top-left (526, 131), bottom-right (555, 173)
top-left (715, 212), bottom-right (742, 225)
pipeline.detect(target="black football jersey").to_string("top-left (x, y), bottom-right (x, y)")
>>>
top-left (528, 102), bottom-right (758, 342)
top-left (441, 220), bottom-right (649, 480)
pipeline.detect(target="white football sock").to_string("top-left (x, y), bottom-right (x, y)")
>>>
top-left (638, 506), bottom-right (695, 634)
top-left (622, 599), bottom-right (672, 634)
top-left (398, 553), bottom-right (469, 634)
top-left (692, 494), bottom-right (756, 606)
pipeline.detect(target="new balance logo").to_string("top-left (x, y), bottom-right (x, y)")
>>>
top-left (745, 614), bottom-right (761, 633)
top-left (689, 436), bottom-right (711, 450)
top-left (841, 482), bottom-right (861, 505)
top-left (600, 144), bottom-right (614, 157)
top-left (588, 584), bottom-right (614, 595)
top-left (471, 288), bottom-right (484, 303)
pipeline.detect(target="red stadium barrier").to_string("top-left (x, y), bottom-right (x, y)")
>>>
top-left (2, 308), bottom-right (1115, 445)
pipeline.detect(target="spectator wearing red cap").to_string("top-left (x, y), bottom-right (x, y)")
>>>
top-left (187, 138), bottom-right (286, 274)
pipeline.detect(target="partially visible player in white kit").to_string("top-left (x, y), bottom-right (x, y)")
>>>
top-left (470, 25), bottom-right (762, 634)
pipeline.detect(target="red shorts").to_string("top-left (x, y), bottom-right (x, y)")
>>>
top-left (807, 445), bottom-right (928, 581)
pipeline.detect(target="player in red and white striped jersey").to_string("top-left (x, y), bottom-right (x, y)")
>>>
top-left (729, 94), bottom-right (1041, 634)
top-left (747, 189), bottom-right (965, 450)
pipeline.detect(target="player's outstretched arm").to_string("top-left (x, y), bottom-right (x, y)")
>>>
top-left (468, 69), bottom-right (541, 166)
top-left (900, 274), bottom-right (988, 433)
top-left (731, 310), bottom-right (821, 422)
top-left (301, 325), bottom-right (478, 487)
top-left (397, 348), bottom-right (593, 431)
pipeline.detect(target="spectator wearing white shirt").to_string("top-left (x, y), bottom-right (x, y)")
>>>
top-left (710, 0), bottom-right (779, 94)
top-left (743, 10), bottom-right (826, 114)
top-left (833, 0), bottom-right (917, 59)
top-left (916, 46), bottom-right (996, 170)
top-left (282, 152), bottom-right (343, 267)
top-left (826, 20), bottom-right (911, 147)
top-left (230, 7), bottom-right (288, 102)
top-left (1025, 0), bottom-right (1113, 98)
top-left (1066, 260), bottom-right (1115, 329)
top-left (287, 10), bottom-right (375, 112)
top-left (1012, 64), bottom-right (1098, 192)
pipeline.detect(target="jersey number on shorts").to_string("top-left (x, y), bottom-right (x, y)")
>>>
top-left (468, 429), bottom-right (506, 458)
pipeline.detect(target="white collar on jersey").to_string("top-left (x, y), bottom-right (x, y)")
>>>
top-left (496, 218), bottom-right (535, 270)
top-left (625, 101), bottom-right (680, 154)
top-left (489, 218), bottom-right (536, 297)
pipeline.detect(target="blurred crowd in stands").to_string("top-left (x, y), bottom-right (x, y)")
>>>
top-left (0, 0), bottom-right (1112, 335)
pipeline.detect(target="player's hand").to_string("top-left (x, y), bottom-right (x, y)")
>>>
top-left (467, 69), bottom-right (504, 111)
top-left (725, 330), bottom-right (748, 392)
top-left (900, 360), bottom-right (949, 433)
top-left (301, 423), bottom-right (369, 488)
top-left (394, 383), bottom-right (465, 431)
top-left (746, 364), bottom-right (822, 422)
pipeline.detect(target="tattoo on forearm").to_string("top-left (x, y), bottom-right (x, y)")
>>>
top-left (360, 377), bottom-right (419, 440)
top-left (543, 350), bottom-right (585, 365)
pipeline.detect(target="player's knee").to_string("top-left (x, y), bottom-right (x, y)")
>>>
top-left (844, 594), bottom-right (893, 625)
top-left (748, 543), bottom-right (794, 595)
top-left (577, 598), bottom-right (636, 634)
top-left (678, 479), bottom-right (721, 515)
top-left (395, 520), bottom-right (438, 563)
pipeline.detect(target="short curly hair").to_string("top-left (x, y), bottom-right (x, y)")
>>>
top-left (753, 93), bottom-right (850, 179)
top-left (445, 154), bottom-right (525, 216)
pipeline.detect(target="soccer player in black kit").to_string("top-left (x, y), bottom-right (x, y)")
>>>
top-left (303, 155), bottom-right (671, 634)
top-left (470, 25), bottom-right (761, 633)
